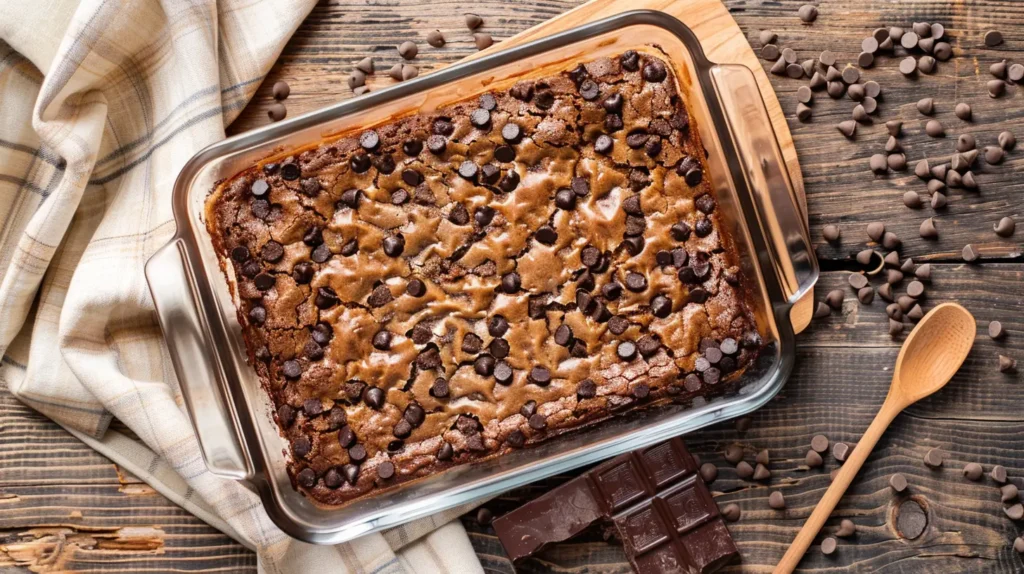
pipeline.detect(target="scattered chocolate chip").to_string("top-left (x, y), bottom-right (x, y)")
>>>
top-left (797, 4), bottom-right (818, 22)
top-left (999, 131), bottom-right (1017, 151)
top-left (963, 462), bottom-right (983, 481)
top-left (473, 33), bottom-right (493, 51)
top-left (769, 490), bottom-right (786, 509)
top-left (736, 461), bottom-right (754, 479)
top-left (821, 537), bottom-right (837, 556)
top-left (989, 79), bottom-right (1007, 97)
top-left (890, 472), bottom-right (909, 492)
top-left (985, 30), bottom-right (1004, 47)
top-left (721, 503), bottom-right (741, 522)
top-left (1005, 504), bottom-right (1024, 521)
top-left (1004, 484), bottom-right (1020, 503)
top-left (962, 244), bottom-right (980, 262)
top-left (923, 448), bottom-right (944, 468)
top-left (806, 449), bottom-right (824, 467)
top-left (594, 134), bottom-right (613, 154)
top-left (899, 57), bottom-right (917, 76)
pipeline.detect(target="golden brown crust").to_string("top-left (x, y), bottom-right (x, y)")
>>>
top-left (206, 50), bottom-right (762, 506)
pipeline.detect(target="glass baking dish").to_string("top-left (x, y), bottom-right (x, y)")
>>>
top-left (145, 10), bottom-right (816, 544)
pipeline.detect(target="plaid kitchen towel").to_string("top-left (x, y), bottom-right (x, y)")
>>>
top-left (0, 1), bottom-right (484, 573)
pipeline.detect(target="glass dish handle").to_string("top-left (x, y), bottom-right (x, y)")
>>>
top-left (710, 64), bottom-right (818, 305)
top-left (146, 239), bottom-right (252, 479)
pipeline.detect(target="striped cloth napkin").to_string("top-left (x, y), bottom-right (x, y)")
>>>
top-left (0, 1), bottom-right (484, 572)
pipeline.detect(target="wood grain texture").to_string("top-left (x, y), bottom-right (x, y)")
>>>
top-left (0, 387), bottom-right (256, 573)
top-left (7, 1), bottom-right (1024, 573)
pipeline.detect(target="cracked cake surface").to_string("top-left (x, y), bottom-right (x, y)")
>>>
top-left (206, 49), bottom-right (764, 506)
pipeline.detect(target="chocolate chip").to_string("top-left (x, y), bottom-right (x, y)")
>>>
top-left (314, 286), bottom-right (339, 309)
top-left (694, 217), bottom-right (713, 237)
top-left (367, 284), bottom-right (393, 308)
top-left (474, 206), bottom-right (495, 227)
top-left (528, 366), bottom-right (551, 386)
top-left (985, 30), bottom-right (1004, 47)
top-left (528, 412), bottom-right (548, 431)
top-left (383, 234), bottom-right (405, 257)
top-left (594, 134), bottom-right (613, 154)
top-left (256, 241), bottom-right (283, 265)
top-left (994, 216), bottom-right (1016, 238)
top-left (651, 295), bottom-right (672, 318)
top-left (963, 244), bottom-right (980, 262)
top-left (470, 108), bottom-right (491, 129)
top-left (472, 32), bottom-right (493, 50)
top-left (614, 341), bottom-right (637, 361)
top-left (296, 467), bottom-right (316, 488)
top-left (961, 462), bottom-right (983, 481)
top-left (625, 131), bottom-right (649, 149)
top-left (604, 113), bottom-right (623, 132)
top-left (348, 444), bottom-right (367, 463)
top-left (500, 272), bottom-right (521, 293)
top-left (575, 79), bottom-right (599, 100)
top-left (458, 161), bottom-right (478, 181)
top-left (695, 194), bottom-right (716, 214)
top-left (805, 449), bottom-right (824, 467)
top-left (304, 340), bottom-right (324, 361)
top-left (619, 50), bottom-right (640, 71)
top-left (624, 272), bottom-right (648, 293)
top-left (798, 3), bottom-right (817, 22)
top-left (670, 221), bottom-right (692, 242)
top-left (1004, 484), bottom-right (1020, 503)
top-left (608, 316), bottom-right (630, 336)
top-left (923, 447), bottom-right (943, 468)
top-left (371, 330), bottom-right (392, 351)
top-left (471, 354), bottom-right (494, 376)
top-left (568, 378), bottom-right (596, 402)
top-left (525, 224), bottom-right (556, 247)
top-left (488, 360), bottom-right (512, 385)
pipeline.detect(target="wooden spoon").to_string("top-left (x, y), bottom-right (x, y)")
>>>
top-left (775, 302), bottom-right (976, 573)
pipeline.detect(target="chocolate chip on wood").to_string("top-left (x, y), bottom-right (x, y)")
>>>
top-left (821, 537), bottom-right (837, 555)
top-left (398, 41), bottom-right (418, 60)
top-left (272, 81), bottom-right (290, 100)
top-left (963, 462), bottom-right (984, 481)
top-left (798, 4), bottom-right (818, 22)
top-left (806, 449), bottom-right (824, 467)
top-left (890, 472), bottom-right (909, 492)
top-left (833, 442), bottom-right (850, 462)
top-left (427, 30), bottom-right (445, 47)
top-left (811, 434), bottom-right (830, 453)
top-left (924, 448), bottom-right (944, 468)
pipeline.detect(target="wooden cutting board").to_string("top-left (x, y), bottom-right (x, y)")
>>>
top-left (467, 0), bottom-right (814, 333)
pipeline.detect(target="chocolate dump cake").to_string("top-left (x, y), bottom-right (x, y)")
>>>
top-left (206, 50), bottom-right (764, 505)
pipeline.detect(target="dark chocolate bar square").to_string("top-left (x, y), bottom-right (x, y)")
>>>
top-left (616, 502), bottom-right (671, 553)
top-left (593, 459), bottom-right (650, 510)
top-left (493, 438), bottom-right (739, 573)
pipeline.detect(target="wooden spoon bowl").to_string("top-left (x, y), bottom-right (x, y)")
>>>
top-left (890, 302), bottom-right (977, 408)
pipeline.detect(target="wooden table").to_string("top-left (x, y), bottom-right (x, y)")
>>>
top-left (4, 0), bottom-right (1022, 571)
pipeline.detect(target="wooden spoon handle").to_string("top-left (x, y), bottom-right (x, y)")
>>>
top-left (774, 400), bottom-right (901, 573)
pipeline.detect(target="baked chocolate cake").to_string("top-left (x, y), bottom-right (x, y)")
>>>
top-left (206, 49), bottom-right (764, 506)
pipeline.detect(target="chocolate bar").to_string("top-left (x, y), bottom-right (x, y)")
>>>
top-left (493, 438), bottom-right (738, 573)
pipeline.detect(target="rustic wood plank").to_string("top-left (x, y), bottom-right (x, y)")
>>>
top-left (8, 0), bottom-right (1024, 572)
top-left (0, 389), bottom-right (257, 573)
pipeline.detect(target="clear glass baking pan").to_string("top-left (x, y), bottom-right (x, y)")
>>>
top-left (145, 10), bottom-right (817, 544)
